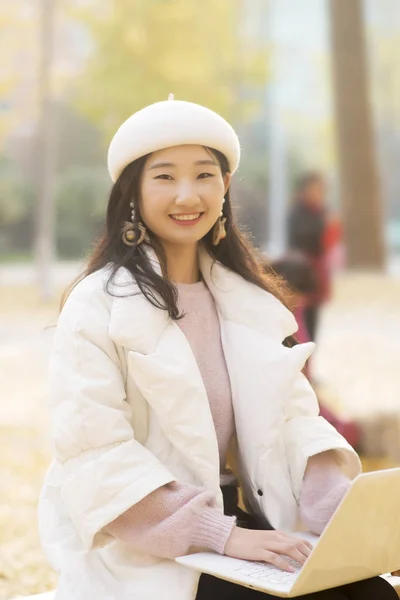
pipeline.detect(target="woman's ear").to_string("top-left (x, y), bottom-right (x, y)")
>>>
top-left (223, 172), bottom-right (232, 194)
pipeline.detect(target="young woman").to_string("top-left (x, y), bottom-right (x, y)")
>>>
top-left (39, 98), bottom-right (398, 600)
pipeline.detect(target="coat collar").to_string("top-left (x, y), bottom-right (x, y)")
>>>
top-left (198, 246), bottom-right (297, 340)
top-left (108, 243), bottom-right (297, 350)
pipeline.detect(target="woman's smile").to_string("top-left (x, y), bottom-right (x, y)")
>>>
top-left (169, 212), bottom-right (205, 225)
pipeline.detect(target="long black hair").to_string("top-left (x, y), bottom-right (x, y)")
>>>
top-left (63, 148), bottom-right (293, 325)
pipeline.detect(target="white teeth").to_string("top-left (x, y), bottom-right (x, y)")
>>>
top-left (171, 213), bottom-right (201, 221)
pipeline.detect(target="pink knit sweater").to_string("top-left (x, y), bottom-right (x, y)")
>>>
top-left (104, 281), bottom-right (350, 558)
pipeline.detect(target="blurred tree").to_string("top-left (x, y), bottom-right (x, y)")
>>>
top-left (36, 0), bottom-right (57, 299)
top-left (55, 166), bottom-right (110, 258)
top-left (0, 2), bottom-right (92, 147)
top-left (0, 158), bottom-right (35, 255)
top-left (55, 103), bottom-right (104, 171)
top-left (0, 161), bottom-right (110, 260)
top-left (70, 0), bottom-right (268, 138)
top-left (17, 102), bottom-right (104, 188)
top-left (0, 163), bottom-right (31, 226)
top-left (329, 0), bottom-right (385, 269)
top-left (0, 4), bottom-right (38, 145)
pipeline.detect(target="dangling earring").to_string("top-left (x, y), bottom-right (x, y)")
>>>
top-left (212, 199), bottom-right (227, 246)
top-left (121, 202), bottom-right (147, 246)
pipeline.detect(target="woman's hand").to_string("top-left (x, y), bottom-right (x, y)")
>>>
top-left (224, 526), bottom-right (313, 572)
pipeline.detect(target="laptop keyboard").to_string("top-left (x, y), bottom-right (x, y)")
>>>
top-left (233, 558), bottom-right (302, 586)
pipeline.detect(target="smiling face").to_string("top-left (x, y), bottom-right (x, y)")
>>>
top-left (139, 145), bottom-right (230, 249)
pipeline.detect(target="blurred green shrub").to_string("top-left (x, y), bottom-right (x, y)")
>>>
top-left (55, 166), bottom-right (110, 258)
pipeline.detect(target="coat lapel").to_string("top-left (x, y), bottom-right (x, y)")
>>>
top-left (198, 246), bottom-right (298, 341)
top-left (198, 247), bottom-right (315, 513)
top-left (108, 259), bottom-right (221, 498)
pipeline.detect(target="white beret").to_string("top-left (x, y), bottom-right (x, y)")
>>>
top-left (107, 98), bottom-right (241, 182)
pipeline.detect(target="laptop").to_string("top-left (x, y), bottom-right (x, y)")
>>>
top-left (176, 468), bottom-right (400, 597)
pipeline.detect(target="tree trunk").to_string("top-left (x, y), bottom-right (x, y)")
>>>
top-left (35, 0), bottom-right (56, 299)
top-left (329, 0), bottom-right (385, 269)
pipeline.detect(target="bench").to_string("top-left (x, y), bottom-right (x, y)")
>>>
top-left (15, 576), bottom-right (400, 598)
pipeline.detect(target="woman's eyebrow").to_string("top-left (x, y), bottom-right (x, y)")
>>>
top-left (148, 162), bottom-right (176, 170)
top-left (194, 159), bottom-right (218, 166)
top-left (148, 159), bottom-right (217, 170)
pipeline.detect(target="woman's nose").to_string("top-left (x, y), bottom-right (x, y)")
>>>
top-left (175, 183), bottom-right (199, 206)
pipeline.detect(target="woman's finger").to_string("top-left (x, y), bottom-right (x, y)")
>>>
top-left (268, 542), bottom-right (307, 565)
top-left (277, 532), bottom-right (314, 553)
top-left (262, 550), bottom-right (295, 573)
top-left (297, 541), bottom-right (313, 556)
top-left (302, 540), bottom-right (314, 552)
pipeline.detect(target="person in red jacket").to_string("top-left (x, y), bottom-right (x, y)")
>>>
top-left (287, 172), bottom-right (342, 342)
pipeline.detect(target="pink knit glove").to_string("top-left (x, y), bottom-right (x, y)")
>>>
top-left (299, 451), bottom-right (351, 535)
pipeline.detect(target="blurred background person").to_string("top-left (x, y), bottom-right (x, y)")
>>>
top-left (287, 172), bottom-right (339, 342)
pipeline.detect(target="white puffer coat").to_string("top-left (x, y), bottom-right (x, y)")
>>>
top-left (39, 247), bottom-right (360, 600)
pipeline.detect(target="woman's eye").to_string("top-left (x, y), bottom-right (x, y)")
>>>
top-left (155, 174), bottom-right (173, 180)
top-left (198, 172), bottom-right (214, 179)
